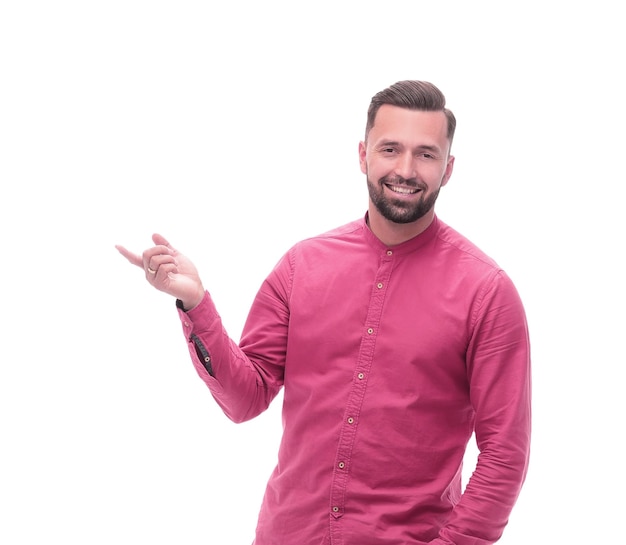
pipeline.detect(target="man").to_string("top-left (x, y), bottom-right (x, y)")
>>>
top-left (117, 80), bottom-right (531, 544)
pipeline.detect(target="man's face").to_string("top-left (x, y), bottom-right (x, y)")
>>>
top-left (359, 105), bottom-right (454, 226)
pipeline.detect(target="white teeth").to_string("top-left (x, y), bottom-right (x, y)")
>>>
top-left (388, 185), bottom-right (418, 195)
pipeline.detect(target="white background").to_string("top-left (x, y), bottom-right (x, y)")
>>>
top-left (1, 1), bottom-right (623, 543)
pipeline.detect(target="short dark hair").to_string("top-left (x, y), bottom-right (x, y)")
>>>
top-left (365, 80), bottom-right (456, 146)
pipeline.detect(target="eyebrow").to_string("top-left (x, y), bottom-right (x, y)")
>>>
top-left (378, 140), bottom-right (442, 154)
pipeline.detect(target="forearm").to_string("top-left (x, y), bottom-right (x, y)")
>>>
top-left (433, 436), bottom-right (529, 544)
top-left (432, 272), bottom-right (531, 544)
top-left (178, 291), bottom-right (282, 423)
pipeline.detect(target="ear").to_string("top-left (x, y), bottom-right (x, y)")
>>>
top-left (358, 141), bottom-right (367, 174)
top-left (441, 155), bottom-right (455, 187)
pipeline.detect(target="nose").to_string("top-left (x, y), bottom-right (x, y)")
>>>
top-left (393, 151), bottom-right (416, 179)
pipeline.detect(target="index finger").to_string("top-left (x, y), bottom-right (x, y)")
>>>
top-left (115, 244), bottom-right (143, 268)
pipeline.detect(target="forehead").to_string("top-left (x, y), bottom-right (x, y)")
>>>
top-left (369, 104), bottom-right (449, 147)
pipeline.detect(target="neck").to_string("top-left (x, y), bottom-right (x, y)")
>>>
top-left (367, 207), bottom-right (435, 246)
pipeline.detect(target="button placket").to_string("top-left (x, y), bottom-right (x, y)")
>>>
top-left (329, 247), bottom-right (394, 527)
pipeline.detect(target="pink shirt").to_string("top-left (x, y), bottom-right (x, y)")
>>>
top-left (178, 215), bottom-right (531, 545)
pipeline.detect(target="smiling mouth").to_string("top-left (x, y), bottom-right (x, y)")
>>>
top-left (385, 184), bottom-right (421, 195)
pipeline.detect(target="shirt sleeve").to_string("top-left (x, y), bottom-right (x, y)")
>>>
top-left (432, 270), bottom-right (532, 545)
top-left (177, 252), bottom-right (292, 423)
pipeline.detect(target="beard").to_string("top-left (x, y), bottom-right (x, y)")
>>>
top-left (367, 174), bottom-right (441, 224)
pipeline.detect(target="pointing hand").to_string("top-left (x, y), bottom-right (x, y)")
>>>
top-left (116, 234), bottom-right (205, 311)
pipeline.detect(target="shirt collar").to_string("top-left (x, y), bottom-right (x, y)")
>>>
top-left (362, 212), bottom-right (440, 255)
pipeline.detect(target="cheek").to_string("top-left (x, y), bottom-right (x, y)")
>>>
top-left (361, 157), bottom-right (388, 178)
top-left (425, 164), bottom-right (449, 184)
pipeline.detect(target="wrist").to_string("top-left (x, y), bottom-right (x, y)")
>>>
top-left (180, 289), bottom-right (205, 312)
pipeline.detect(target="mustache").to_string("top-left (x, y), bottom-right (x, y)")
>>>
top-left (380, 175), bottom-right (426, 190)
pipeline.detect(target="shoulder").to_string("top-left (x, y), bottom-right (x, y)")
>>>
top-left (304, 218), bottom-right (364, 243)
top-left (268, 218), bottom-right (367, 277)
top-left (290, 218), bottom-right (367, 254)
top-left (434, 218), bottom-right (501, 272)
top-left (432, 221), bottom-right (528, 329)
top-left (432, 218), bottom-right (523, 300)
